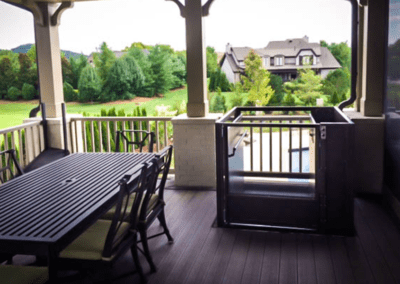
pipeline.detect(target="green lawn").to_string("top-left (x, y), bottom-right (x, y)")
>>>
top-left (0, 88), bottom-right (189, 130)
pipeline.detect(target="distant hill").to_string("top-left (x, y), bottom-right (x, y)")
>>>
top-left (7, 43), bottom-right (87, 59)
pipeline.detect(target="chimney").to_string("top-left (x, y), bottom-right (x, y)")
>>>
top-left (303, 35), bottom-right (309, 43)
top-left (226, 43), bottom-right (232, 54)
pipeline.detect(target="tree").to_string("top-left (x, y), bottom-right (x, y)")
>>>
top-left (77, 65), bottom-right (101, 102)
top-left (321, 40), bottom-right (351, 70)
top-left (122, 55), bottom-right (145, 95)
top-left (128, 47), bottom-right (155, 97)
top-left (61, 55), bottom-right (74, 85)
top-left (206, 46), bottom-right (219, 77)
top-left (17, 53), bottom-right (36, 89)
top-left (93, 42), bottom-right (116, 84)
top-left (170, 53), bottom-right (186, 89)
top-left (27, 44), bottom-right (36, 62)
top-left (230, 83), bottom-right (244, 108)
top-left (242, 50), bottom-right (275, 106)
top-left (291, 68), bottom-right (323, 106)
top-left (268, 74), bottom-right (284, 105)
top-left (7, 86), bottom-right (21, 101)
top-left (0, 57), bottom-right (17, 99)
top-left (21, 83), bottom-right (37, 100)
top-left (210, 88), bottom-right (226, 113)
top-left (148, 45), bottom-right (173, 95)
top-left (69, 54), bottom-right (88, 89)
top-left (209, 67), bottom-right (231, 92)
top-left (100, 58), bottom-right (134, 102)
top-left (322, 68), bottom-right (350, 97)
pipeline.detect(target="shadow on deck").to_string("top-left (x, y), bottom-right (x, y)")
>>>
top-left (7, 181), bottom-right (400, 284)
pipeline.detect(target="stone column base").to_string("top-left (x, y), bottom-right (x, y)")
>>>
top-left (344, 109), bottom-right (384, 194)
top-left (172, 113), bottom-right (221, 188)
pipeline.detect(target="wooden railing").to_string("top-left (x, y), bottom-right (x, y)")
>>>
top-left (0, 120), bottom-right (45, 177)
top-left (241, 115), bottom-right (316, 178)
top-left (69, 116), bottom-right (174, 171)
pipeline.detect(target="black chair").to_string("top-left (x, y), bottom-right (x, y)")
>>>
top-left (0, 149), bottom-right (24, 264)
top-left (137, 145), bottom-right (174, 272)
top-left (0, 149), bottom-right (24, 184)
top-left (57, 163), bottom-right (152, 283)
top-left (116, 130), bottom-right (155, 153)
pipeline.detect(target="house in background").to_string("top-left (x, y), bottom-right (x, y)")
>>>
top-left (220, 36), bottom-right (341, 83)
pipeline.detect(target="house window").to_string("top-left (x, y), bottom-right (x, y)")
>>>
top-left (276, 57), bottom-right (284, 66)
top-left (302, 56), bottom-right (313, 65)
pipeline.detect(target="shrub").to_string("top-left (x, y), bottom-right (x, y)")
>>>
top-left (7, 86), bottom-right (21, 101)
top-left (21, 83), bottom-right (36, 100)
top-left (210, 88), bottom-right (226, 113)
top-left (209, 68), bottom-right (231, 92)
top-left (78, 65), bottom-right (102, 102)
top-left (63, 82), bottom-right (77, 102)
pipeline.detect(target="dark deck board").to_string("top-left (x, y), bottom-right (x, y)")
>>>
top-left (5, 189), bottom-right (400, 284)
top-left (297, 233), bottom-right (317, 284)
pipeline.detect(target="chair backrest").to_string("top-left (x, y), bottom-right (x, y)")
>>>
top-left (139, 146), bottom-right (173, 221)
top-left (115, 130), bottom-right (155, 153)
top-left (102, 163), bottom-right (148, 259)
top-left (0, 149), bottom-right (24, 184)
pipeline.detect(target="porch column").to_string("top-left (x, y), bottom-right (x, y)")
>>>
top-left (184, 0), bottom-right (208, 117)
top-left (33, 2), bottom-right (72, 118)
top-left (360, 0), bottom-right (386, 116)
top-left (168, 0), bottom-right (219, 188)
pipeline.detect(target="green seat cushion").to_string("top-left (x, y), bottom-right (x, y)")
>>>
top-left (0, 265), bottom-right (48, 284)
top-left (101, 194), bottom-right (159, 221)
top-left (59, 219), bottom-right (130, 261)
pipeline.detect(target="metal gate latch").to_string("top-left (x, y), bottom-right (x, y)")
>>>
top-left (320, 126), bottom-right (326, 140)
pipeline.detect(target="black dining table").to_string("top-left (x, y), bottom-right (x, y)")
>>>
top-left (0, 152), bottom-right (155, 281)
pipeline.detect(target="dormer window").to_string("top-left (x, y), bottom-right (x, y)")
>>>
top-left (302, 55), bottom-right (313, 65)
top-left (276, 56), bottom-right (284, 66)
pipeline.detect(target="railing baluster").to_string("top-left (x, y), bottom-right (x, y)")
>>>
top-left (70, 121), bottom-right (75, 153)
top-left (122, 121), bottom-right (126, 152)
top-left (279, 121), bottom-right (282, 172)
top-left (4, 133), bottom-right (9, 180)
top-left (164, 120), bottom-right (168, 148)
top-left (156, 121), bottom-right (160, 152)
top-left (106, 121), bottom-right (111, 152)
top-left (147, 121), bottom-right (151, 150)
top-left (260, 124), bottom-right (263, 172)
top-left (113, 121), bottom-right (117, 152)
top-left (82, 120), bottom-right (87, 153)
top-left (299, 120), bottom-right (303, 173)
top-left (130, 121), bottom-right (134, 147)
top-left (269, 121), bottom-right (272, 172)
top-left (289, 126), bottom-right (292, 173)
top-left (98, 121), bottom-right (103, 153)
top-left (250, 120), bottom-right (253, 172)
top-left (74, 121), bottom-right (79, 153)
top-left (10, 131), bottom-right (16, 174)
top-left (90, 121), bottom-right (95, 152)
top-left (18, 129), bottom-right (23, 168)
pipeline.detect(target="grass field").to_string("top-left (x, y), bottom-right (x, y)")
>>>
top-left (0, 87), bottom-right (240, 130)
top-left (0, 88), bottom-right (189, 130)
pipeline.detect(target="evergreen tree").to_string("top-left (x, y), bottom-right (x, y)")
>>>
top-left (0, 58), bottom-right (17, 99)
top-left (148, 45), bottom-right (173, 95)
top-left (242, 50), bottom-right (275, 106)
top-left (7, 86), bottom-right (21, 101)
top-left (330, 90), bottom-right (340, 105)
top-left (69, 54), bottom-right (88, 89)
top-left (93, 42), bottom-right (116, 84)
top-left (122, 55), bottom-right (145, 95)
top-left (206, 46), bottom-right (219, 77)
top-left (61, 55), bottom-right (74, 85)
top-left (210, 88), bottom-right (226, 113)
top-left (268, 74), bottom-right (284, 105)
top-left (21, 83), bottom-right (37, 100)
top-left (209, 68), bottom-right (231, 92)
top-left (63, 82), bottom-right (77, 102)
top-left (17, 53), bottom-right (36, 89)
top-left (128, 47), bottom-right (155, 97)
top-left (100, 58), bottom-right (134, 102)
top-left (77, 65), bottom-right (101, 102)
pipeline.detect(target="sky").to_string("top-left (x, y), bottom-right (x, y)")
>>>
top-left (0, 0), bottom-right (352, 55)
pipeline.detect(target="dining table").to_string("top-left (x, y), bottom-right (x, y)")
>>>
top-left (0, 152), bottom-right (155, 282)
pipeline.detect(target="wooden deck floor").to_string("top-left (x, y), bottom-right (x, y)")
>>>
top-left (8, 188), bottom-right (400, 284)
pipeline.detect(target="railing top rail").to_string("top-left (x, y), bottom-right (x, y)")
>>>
top-left (242, 115), bottom-right (311, 121)
top-left (70, 116), bottom-right (172, 122)
top-left (224, 122), bottom-right (319, 128)
top-left (0, 121), bottom-right (42, 135)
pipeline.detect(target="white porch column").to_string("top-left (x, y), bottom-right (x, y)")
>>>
top-left (33, 2), bottom-right (72, 118)
top-left (184, 0), bottom-right (208, 117)
top-left (168, 0), bottom-right (218, 188)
